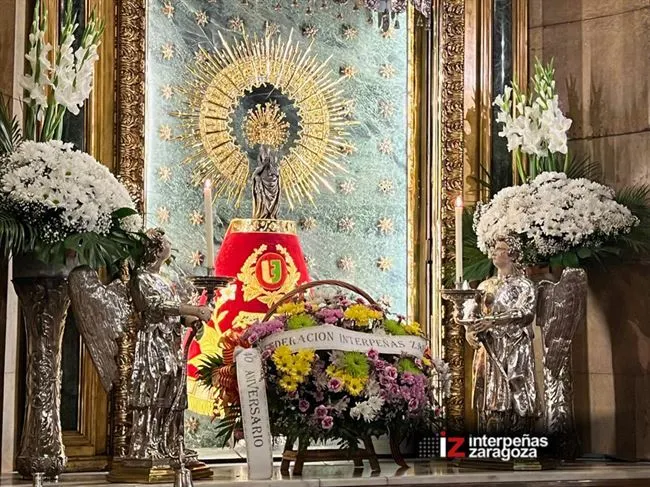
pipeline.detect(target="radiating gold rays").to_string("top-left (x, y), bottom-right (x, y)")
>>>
top-left (175, 30), bottom-right (355, 208)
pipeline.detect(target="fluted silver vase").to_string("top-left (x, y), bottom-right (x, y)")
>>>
top-left (13, 254), bottom-right (75, 480)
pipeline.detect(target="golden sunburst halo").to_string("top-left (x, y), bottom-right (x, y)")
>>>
top-left (174, 31), bottom-right (356, 208)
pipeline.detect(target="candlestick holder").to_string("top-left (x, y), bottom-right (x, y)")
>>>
top-left (189, 275), bottom-right (233, 302)
top-left (441, 288), bottom-right (484, 322)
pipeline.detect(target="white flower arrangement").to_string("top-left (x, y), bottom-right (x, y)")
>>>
top-left (1, 141), bottom-right (139, 242)
top-left (474, 172), bottom-right (638, 265)
top-left (349, 395), bottom-right (385, 423)
top-left (493, 60), bottom-right (572, 182)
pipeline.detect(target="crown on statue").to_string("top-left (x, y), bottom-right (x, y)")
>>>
top-left (244, 102), bottom-right (289, 149)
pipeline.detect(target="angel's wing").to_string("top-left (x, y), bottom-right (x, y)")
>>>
top-left (536, 268), bottom-right (587, 375)
top-left (68, 266), bottom-right (133, 392)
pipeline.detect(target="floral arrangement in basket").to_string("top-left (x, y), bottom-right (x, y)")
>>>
top-left (0, 0), bottom-right (145, 271)
top-left (198, 283), bottom-right (450, 450)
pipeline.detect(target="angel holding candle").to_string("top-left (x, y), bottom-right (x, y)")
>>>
top-left (460, 236), bottom-right (540, 434)
top-left (68, 228), bottom-right (212, 461)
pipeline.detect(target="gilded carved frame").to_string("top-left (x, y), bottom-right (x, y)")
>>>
top-left (115, 0), bottom-right (466, 432)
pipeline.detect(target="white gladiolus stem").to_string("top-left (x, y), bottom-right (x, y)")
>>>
top-left (21, 0), bottom-right (104, 142)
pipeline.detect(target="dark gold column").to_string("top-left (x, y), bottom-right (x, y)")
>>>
top-left (439, 0), bottom-right (466, 434)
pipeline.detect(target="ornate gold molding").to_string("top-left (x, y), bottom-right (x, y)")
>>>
top-left (439, 0), bottom-right (466, 433)
top-left (228, 219), bottom-right (298, 235)
top-left (116, 0), bottom-right (146, 213)
top-left (407, 5), bottom-right (424, 325)
top-left (114, 0), bottom-right (468, 436)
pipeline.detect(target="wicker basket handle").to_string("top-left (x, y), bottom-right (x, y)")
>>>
top-left (263, 279), bottom-right (377, 321)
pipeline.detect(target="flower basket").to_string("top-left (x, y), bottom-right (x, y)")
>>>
top-left (202, 279), bottom-right (448, 475)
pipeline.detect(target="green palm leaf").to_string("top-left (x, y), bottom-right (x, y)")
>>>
top-left (564, 153), bottom-right (602, 181)
top-left (0, 93), bottom-right (22, 157)
top-left (196, 354), bottom-right (224, 390)
top-left (0, 212), bottom-right (35, 256)
top-left (614, 184), bottom-right (650, 256)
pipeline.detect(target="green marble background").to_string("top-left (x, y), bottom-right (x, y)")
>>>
top-left (145, 0), bottom-right (409, 449)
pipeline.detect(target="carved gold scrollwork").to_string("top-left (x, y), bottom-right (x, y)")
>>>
top-left (440, 0), bottom-right (466, 433)
top-left (116, 0), bottom-right (146, 213)
top-left (116, 0), bottom-right (467, 439)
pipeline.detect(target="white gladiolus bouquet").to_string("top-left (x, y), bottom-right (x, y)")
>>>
top-left (22, 0), bottom-right (104, 141)
top-left (493, 60), bottom-right (572, 183)
top-left (474, 172), bottom-right (639, 266)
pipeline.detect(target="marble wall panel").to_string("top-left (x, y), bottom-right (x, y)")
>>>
top-left (537, 0), bottom-right (649, 27)
top-left (530, 0), bottom-right (650, 459)
top-left (569, 132), bottom-right (650, 189)
top-left (528, 0), bottom-right (542, 28)
top-left (538, 7), bottom-right (650, 140)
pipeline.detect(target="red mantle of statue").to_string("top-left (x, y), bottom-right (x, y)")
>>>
top-left (186, 219), bottom-right (310, 415)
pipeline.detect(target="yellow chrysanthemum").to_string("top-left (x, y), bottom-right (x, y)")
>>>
top-left (403, 321), bottom-right (424, 336)
top-left (343, 304), bottom-right (383, 327)
top-left (277, 302), bottom-right (306, 316)
top-left (273, 345), bottom-right (292, 360)
top-left (422, 356), bottom-right (431, 367)
top-left (279, 377), bottom-right (299, 392)
top-left (346, 376), bottom-right (366, 396)
top-left (272, 346), bottom-right (316, 391)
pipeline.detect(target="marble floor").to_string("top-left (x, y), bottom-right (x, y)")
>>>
top-left (2, 460), bottom-right (650, 487)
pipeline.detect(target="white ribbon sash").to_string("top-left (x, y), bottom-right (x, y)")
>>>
top-left (259, 324), bottom-right (428, 358)
top-left (235, 348), bottom-right (273, 480)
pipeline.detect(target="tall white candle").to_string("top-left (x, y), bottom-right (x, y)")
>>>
top-left (455, 195), bottom-right (463, 286)
top-left (203, 179), bottom-right (215, 274)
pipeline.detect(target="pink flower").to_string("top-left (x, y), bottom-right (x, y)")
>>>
top-left (315, 405), bottom-right (329, 418)
top-left (367, 349), bottom-right (379, 360)
top-left (408, 398), bottom-right (419, 411)
top-left (384, 366), bottom-right (398, 380)
top-left (316, 308), bottom-right (344, 324)
top-left (321, 416), bottom-right (334, 430)
top-left (374, 359), bottom-right (387, 371)
top-left (261, 346), bottom-right (275, 360)
top-left (327, 378), bottom-right (343, 392)
top-left (401, 372), bottom-right (416, 385)
top-left (299, 399), bottom-right (310, 413)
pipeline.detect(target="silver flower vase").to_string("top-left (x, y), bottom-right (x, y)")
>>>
top-left (13, 253), bottom-right (76, 480)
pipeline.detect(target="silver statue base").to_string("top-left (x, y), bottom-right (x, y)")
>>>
top-left (107, 456), bottom-right (212, 484)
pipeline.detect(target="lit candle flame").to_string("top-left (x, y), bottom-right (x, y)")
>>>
top-left (455, 195), bottom-right (463, 208)
top-left (204, 179), bottom-right (212, 190)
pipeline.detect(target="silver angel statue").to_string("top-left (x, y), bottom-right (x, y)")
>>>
top-left (68, 229), bottom-right (211, 461)
top-left (536, 268), bottom-right (587, 458)
top-left (252, 145), bottom-right (280, 220)
top-left (461, 237), bottom-right (539, 434)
